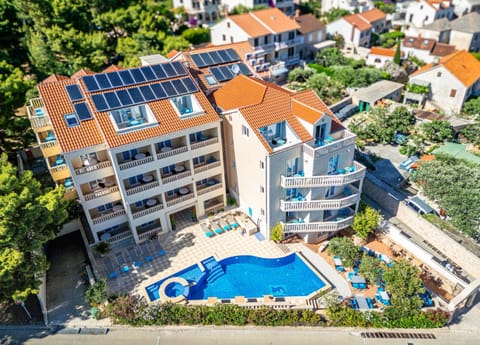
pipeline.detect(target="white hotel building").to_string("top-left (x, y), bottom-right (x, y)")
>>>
top-left (212, 76), bottom-right (366, 243)
top-left (28, 62), bottom-right (226, 246)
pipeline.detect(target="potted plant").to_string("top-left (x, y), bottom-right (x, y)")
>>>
top-left (170, 215), bottom-right (176, 231)
top-left (94, 241), bottom-right (110, 257)
top-left (191, 209), bottom-right (197, 222)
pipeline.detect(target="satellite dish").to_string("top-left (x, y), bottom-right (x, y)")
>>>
top-left (231, 64), bottom-right (240, 75)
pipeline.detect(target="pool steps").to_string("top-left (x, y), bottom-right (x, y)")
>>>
top-left (201, 256), bottom-right (225, 285)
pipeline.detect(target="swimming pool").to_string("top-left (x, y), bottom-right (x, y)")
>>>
top-left (146, 253), bottom-right (327, 302)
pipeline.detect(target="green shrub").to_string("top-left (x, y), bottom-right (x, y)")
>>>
top-left (406, 83), bottom-right (429, 94)
top-left (84, 279), bottom-right (108, 306)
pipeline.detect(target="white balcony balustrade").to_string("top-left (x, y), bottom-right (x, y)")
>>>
top-left (280, 193), bottom-right (360, 212)
top-left (282, 216), bottom-right (354, 233)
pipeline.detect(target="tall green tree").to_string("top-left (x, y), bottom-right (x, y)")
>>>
top-left (328, 237), bottom-right (362, 268)
top-left (352, 206), bottom-right (381, 240)
top-left (393, 39), bottom-right (401, 65)
top-left (0, 154), bottom-right (70, 301)
top-left (421, 120), bottom-right (453, 143)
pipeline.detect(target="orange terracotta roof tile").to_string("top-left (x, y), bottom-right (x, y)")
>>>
top-left (212, 75), bottom-right (266, 110)
top-left (344, 14), bottom-right (372, 31)
top-left (229, 13), bottom-right (271, 37)
top-left (41, 75), bottom-right (70, 84)
top-left (403, 36), bottom-right (436, 51)
top-left (251, 8), bottom-right (300, 33)
top-left (38, 80), bottom-right (104, 152)
top-left (71, 69), bottom-right (94, 80)
top-left (411, 50), bottom-right (480, 87)
top-left (370, 46), bottom-right (403, 57)
top-left (431, 43), bottom-right (456, 57)
top-left (293, 13), bottom-right (325, 34)
top-left (359, 8), bottom-right (386, 23)
top-left (38, 63), bottom-right (221, 152)
top-left (167, 50), bottom-right (179, 59)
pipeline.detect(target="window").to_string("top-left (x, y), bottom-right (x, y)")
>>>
top-left (222, 34), bottom-right (226, 41)
top-left (260, 186), bottom-right (264, 193)
top-left (288, 47), bottom-right (294, 57)
top-left (261, 208), bottom-right (265, 215)
top-left (64, 113), bottom-right (79, 127)
top-left (205, 75), bottom-right (217, 85)
top-left (254, 38), bottom-right (259, 46)
top-left (264, 36), bottom-right (268, 44)
top-left (374, 58), bottom-right (381, 63)
top-left (242, 125), bottom-right (249, 137)
top-left (437, 71), bottom-right (442, 77)
top-left (227, 21), bottom-right (230, 28)
top-left (260, 161), bottom-right (264, 169)
top-left (450, 89), bottom-right (457, 97)
top-left (288, 31), bottom-right (294, 40)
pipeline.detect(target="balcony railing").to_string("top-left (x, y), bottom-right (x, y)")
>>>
top-left (92, 209), bottom-right (126, 224)
top-left (303, 130), bottom-right (356, 158)
top-left (132, 204), bottom-right (164, 219)
top-left (193, 161), bottom-right (221, 174)
top-left (274, 37), bottom-right (304, 50)
top-left (104, 230), bottom-right (132, 244)
top-left (84, 185), bottom-right (119, 201)
top-left (29, 113), bottom-right (51, 129)
top-left (166, 193), bottom-right (195, 207)
top-left (162, 170), bottom-right (192, 184)
top-left (138, 227), bottom-right (163, 242)
top-left (280, 194), bottom-right (360, 212)
top-left (190, 137), bottom-right (219, 150)
top-left (197, 182), bottom-right (223, 196)
top-left (204, 202), bottom-right (225, 214)
top-left (282, 216), bottom-right (354, 233)
top-left (125, 180), bottom-right (160, 196)
top-left (156, 145), bottom-right (188, 160)
top-left (49, 164), bottom-right (68, 174)
top-left (118, 155), bottom-right (154, 170)
top-left (75, 160), bottom-right (112, 175)
top-left (280, 162), bottom-right (366, 188)
top-left (40, 140), bottom-right (58, 150)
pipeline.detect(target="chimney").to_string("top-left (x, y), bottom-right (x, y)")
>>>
top-left (295, 9), bottom-right (300, 21)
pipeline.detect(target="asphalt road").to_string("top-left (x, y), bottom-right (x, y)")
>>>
top-left (1, 326), bottom-right (479, 345)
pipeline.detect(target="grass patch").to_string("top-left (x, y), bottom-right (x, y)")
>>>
top-left (423, 213), bottom-right (456, 232)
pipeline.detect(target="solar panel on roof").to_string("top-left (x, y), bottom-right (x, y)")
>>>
top-left (162, 63), bottom-right (176, 78)
top-left (127, 88), bottom-right (144, 103)
top-left (130, 68), bottom-right (146, 83)
top-left (91, 94), bottom-right (109, 111)
top-left (74, 102), bottom-right (93, 121)
top-left (95, 74), bottom-right (112, 89)
top-left (201, 53), bottom-right (214, 66)
top-left (104, 92), bottom-right (121, 109)
top-left (139, 85), bottom-right (156, 101)
top-left (151, 64), bottom-right (167, 79)
top-left (172, 61), bottom-right (187, 75)
top-left (171, 79), bottom-right (187, 94)
top-left (150, 83), bottom-right (166, 99)
top-left (221, 66), bottom-right (234, 80)
top-left (237, 63), bottom-right (253, 76)
top-left (182, 77), bottom-right (198, 93)
top-left (141, 66), bottom-right (157, 81)
top-left (209, 51), bottom-right (222, 63)
top-left (162, 81), bottom-right (176, 96)
top-left (106, 72), bottom-right (123, 87)
top-left (217, 49), bottom-right (230, 63)
top-left (118, 70), bottom-right (134, 85)
top-left (83, 76), bottom-right (100, 92)
top-left (116, 89), bottom-right (133, 106)
top-left (210, 68), bottom-right (225, 82)
top-left (191, 54), bottom-right (206, 68)
top-left (226, 48), bottom-right (240, 61)
top-left (65, 84), bottom-right (84, 102)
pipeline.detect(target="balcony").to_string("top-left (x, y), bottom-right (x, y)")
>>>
top-left (92, 208), bottom-right (126, 225)
top-left (75, 160), bottom-right (112, 175)
top-left (125, 180), bottom-right (160, 196)
top-left (49, 164), bottom-right (70, 181)
top-left (191, 137), bottom-right (219, 150)
top-left (100, 229), bottom-right (132, 245)
top-left (274, 37), bottom-right (304, 50)
top-left (39, 140), bottom-right (61, 157)
top-left (166, 193), bottom-right (195, 207)
top-left (280, 193), bottom-right (360, 212)
top-left (303, 130), bottom-right (356, 158)
top-left (63, 187), bottom-right (77, 200)
top-left (118, 155), bottom-right (154, 171)
top-left (162, 170), bottom-right (192, 184)
top-left (281, 216), bottom-right (354, 233)
top-left (197, 182), bottom-right (223, 196)
top-left (194, 161), bottom-right (221, 174)
top-left (132, 203), bottom-right (164, 219)
top-left (27, 98), bottom-right (51, 131)
top-left (84, 185), bottom-right (119, 202)
top-left (157, 145), bottom-right (188, 160)
top-left (281, 162), bottom-right (366, 188)
top-left (138, 226), bottom-right (163, 243)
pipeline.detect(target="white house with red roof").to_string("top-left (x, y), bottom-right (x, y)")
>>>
top-left (405, 0), bottom-right (454, 28)
top-left (321, 0), bottom-right (373, 14)
top-left (408, 50), bottom-right (480, 113)
top-left (27, 62), bottom-right (226, 245)
top-left (366, 47), bottom-right (402, 68)
top-left (327, 13), bottom-right (373, 47)
top-left (212, 75), bottom-right (366, 242)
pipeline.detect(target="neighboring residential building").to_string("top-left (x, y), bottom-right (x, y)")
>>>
top-left (366, 46), bottom-right (402, 68)
top-left (173, 0), bottom-right (222, 26)
top-left (321, 0), bottom-right (373, 14)
top-left (212, 75), bottom-right (366, 243)
top-left (292, 12), bottom-right (327, 60)
top-left (359, 8), bottom-right (389, 33)
top-left (211, 8), bottom-right (303, 75)
top-left (415, 17), bottom-right (452, 41)
top-left (327, 13), bottom-right (372, 47)
top-left (451, 0), bottom-right (480, 17)
top-left (408, 50), bottom-right (480, 114)
top-left (351, 80), bottom-right (404, 111)
top-left (225, 0), bottom-right (295, 15)
top-left (170, 41), bottom-right (255, 93)
top-left (449, 12), bottom-right (480, 52)
top-left (430, 42), bottom-right (457, 58)
top-left (27, 61), bottom-right (226, 246)
top-left (405, 0), bottom-right (454, 28)
top-left (402, 36), bottom-right (437, 62)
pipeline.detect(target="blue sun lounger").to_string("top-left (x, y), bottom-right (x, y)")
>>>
top-left (102, 257), bottom-right (118, 279)
top-left (127, 246), bottom-right (143, 268)
top-left (201, 222), bottom-right (215, 238)
top-left (210, 222), bottom-right (223, 234)
top-left (138, 242), bottom-right (153, 262)
top-left (150, 239), bottom-right (166, 257)
top-left (115, 252), bottom-right (130, 273)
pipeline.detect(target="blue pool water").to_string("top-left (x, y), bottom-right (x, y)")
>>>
top-left (165, 282), bottom-right (185, 298)
top-left (146, 253), bottom-right (326, 302)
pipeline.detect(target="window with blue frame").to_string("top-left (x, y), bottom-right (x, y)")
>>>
top-left (157, 140), bottom-right (172, 149)
top-left (97, 203), bottom-right (113, 212)
top-left (328, 155), bottom-right (339, 175)
top-left (122, 148), bottom-right (138, 161)
top-left (141, 220), bottom-right (155, 228)
top-left (128, 174), bottom-right (143, 186)
top-left (193, 156), bottom-right (205, 165)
